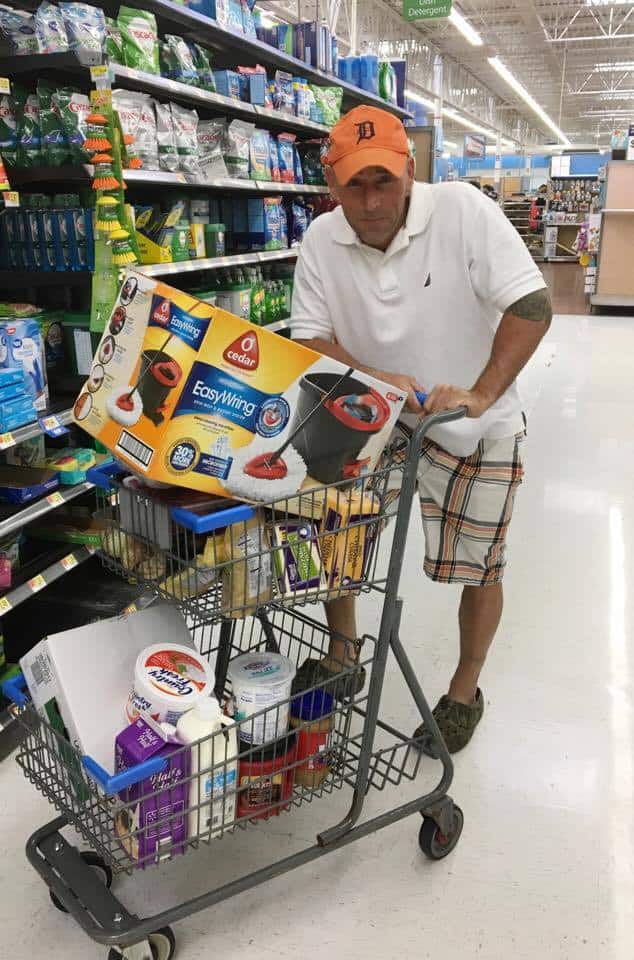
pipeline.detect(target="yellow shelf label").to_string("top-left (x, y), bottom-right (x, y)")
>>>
top-left (2, 191), bottom-right (19, 207)
top-left (0, 596), bottom-right (12, 614)
top-left (0, 432), bottom-right (15, 450)
top-left (46, 491), bottom-right (64, 507)
top-left (123, 602), bottom-right (137, 614)
top-left (28, 574), bottom-right (46, 593)
top-left (0, 78), bottom-right (10, 94)
top-left (61, 553), bottom-right (78, 571)
top-left (90, 65), bottom-right (109, 79)
top-left (41, 415), bottom-right (60, 430)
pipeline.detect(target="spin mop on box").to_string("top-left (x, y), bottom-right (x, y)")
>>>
top-left (106, 331), bottom-right (181, 429)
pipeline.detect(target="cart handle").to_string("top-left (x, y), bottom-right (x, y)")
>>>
top-left (170, 502), bottom-right (255, 534)
top-left (2, 671), bottom-right (28, 707)
top-left (86, 458), bottom-right (122, 489)
top-left (81, 754), bottom-right (169, 796)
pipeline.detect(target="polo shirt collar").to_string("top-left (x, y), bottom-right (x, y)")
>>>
top-left (330, 181), bottom-right (433, 248)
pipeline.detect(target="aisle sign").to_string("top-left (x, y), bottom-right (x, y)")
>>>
top-left (464, 133), bottom-right (486, 159)
top-left (403, 0), bottom-right (451, 21)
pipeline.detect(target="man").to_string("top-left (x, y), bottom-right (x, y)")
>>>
top-left (289, 105), bottom-right (551, 753)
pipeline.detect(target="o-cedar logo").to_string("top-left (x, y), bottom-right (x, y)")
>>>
top-left (223, 332), bottom-right (259, 371)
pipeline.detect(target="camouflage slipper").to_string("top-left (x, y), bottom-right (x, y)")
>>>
top-left (413, 688), bottom-right (484, 755)
top-left (292, 657), bottom-right (366, 702)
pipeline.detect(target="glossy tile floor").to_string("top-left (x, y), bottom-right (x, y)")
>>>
top-left (2, 313), bottom-right (633, 959)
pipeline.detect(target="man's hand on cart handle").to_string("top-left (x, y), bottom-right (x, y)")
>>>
top-left (362, 369), bottom-right (427, 414)
top-left (421, 385), bottom-right (492, 419)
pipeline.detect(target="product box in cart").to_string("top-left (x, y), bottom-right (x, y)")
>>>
top-left (73, 271), bottom-right (406, 504)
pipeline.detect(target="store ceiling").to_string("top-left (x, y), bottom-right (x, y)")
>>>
top-left (261, 0), bottom-right (633, 148)
top-left (410, 0), bottom-right (634, 147)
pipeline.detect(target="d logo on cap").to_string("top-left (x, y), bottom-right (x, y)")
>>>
top-left (355, 121), bottom-right (376, 143)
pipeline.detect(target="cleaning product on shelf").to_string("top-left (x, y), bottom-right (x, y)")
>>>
top-left (176, 698), bottom-right (239, 840)
top-left (34, 1), bottom-right (69, 54)
top-left (114, 714), bottom-right (189, 866)
top-left (289, 689), bottom-right (334, 789)
top-left (59, 2), bottom-right (105, 55)
top-left (126, 642), bottom-right (216, 726)
top-left (118, 6), bottom-right (159, 75)
top-left (227, 651), bottom-right (296, 745)
top-left (0, 313), bottom-right (48, 410)
top-left (38, 447), bottom-right (97, 484)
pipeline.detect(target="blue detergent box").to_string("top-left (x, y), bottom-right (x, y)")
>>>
top-left (0, 368), bottom-right (24, 389)
top-left (1, 395), bottom-right (36, 419)
top-left (247, 72), bottom-right (267, 106)
top-left (0, 318), bottom-right (49, 411)
top-left (213, 70), bottom-right (242, 99)
top-left (0, 381), bottom-right (29, 403)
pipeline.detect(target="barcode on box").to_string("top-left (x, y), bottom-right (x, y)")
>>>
top-left (31, 653), bottom-right (53, 689)
top-left (115, 431), bottom-right (154, 469)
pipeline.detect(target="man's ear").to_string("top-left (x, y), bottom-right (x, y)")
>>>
top-left (406, 155), bottom-right (415, 187)
top-left (325, 165), bottom-right (339, 200)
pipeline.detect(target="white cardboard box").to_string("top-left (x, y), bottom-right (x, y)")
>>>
top-left (20, 604), bottom-right (193, 773)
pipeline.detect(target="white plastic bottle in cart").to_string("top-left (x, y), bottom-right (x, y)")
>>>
top-left (176, 698), bottom-right (238, 841)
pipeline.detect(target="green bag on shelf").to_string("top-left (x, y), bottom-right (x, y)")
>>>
top-left (37, 81), bottom-right (71, 167)
top-left (118, 6), bottom-right (159, 75)
top-left (308, 85), bottom-right (343, 128)
top-left (105, 16), bottom-right (123, 64)
top-left (17, 90), bottom-right (42, 168)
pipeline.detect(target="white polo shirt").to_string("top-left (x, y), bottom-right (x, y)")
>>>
top-left (290, 180), bottom-right (547, 456)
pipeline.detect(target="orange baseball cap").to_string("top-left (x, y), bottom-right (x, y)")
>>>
top-left (323, 105), bottom-right (409, 184)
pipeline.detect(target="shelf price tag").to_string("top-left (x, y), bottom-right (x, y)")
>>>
top-left (0, 432), bottom-right (15, 450)
top-left (38, 414), bottom-right (69, 438)
top-left (61, 553), bottom-right (78, 571)
top-left (0, 596), bottom-right (12, 615)
top-left (0, 78), bottom-right (10, 94)
top-left (2, 191), bottom-right (20, 207)
top-left (28, 574), bottom-right (46, 593)
top-left (46, 491), bottom-right (65, 507)
top-left (123, 602), bottom-right (138, 614)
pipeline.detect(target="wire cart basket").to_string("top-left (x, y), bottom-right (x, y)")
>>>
top-left (4, 407), bottom-right (466, 960)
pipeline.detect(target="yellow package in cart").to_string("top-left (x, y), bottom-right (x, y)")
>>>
top-left (73, 271), bottom-right (406, 503)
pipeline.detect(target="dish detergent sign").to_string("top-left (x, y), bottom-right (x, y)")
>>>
top-left (403, 0), bottom-right (452, 22)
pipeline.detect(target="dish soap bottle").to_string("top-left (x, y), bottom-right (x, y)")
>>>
top-left (176, 697), bottom-right (239, 840)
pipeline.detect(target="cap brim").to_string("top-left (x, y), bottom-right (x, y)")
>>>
top-left (332, 148), bottom-right (408, 186)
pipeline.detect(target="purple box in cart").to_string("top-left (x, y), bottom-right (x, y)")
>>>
top-left (114, 716), bottom-right (190, 867)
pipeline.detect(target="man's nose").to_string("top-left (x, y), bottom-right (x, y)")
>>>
top-left (363, 188), bottom-right (381, 212)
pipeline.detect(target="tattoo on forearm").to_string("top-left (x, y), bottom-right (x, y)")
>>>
top-left (506, 289), bottom-right (552, 326)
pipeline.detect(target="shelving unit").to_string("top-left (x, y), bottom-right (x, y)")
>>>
top-left (0, 481), bottom-right (94, 540)
top-left (543, 174), bottom-right (599, 262)
top-left (0, 408), bottom-right (73, 453)
top-left (137, 247), bottom-right (299, 278)
top-left (503, 198), bottom-right (543, 260)
top-left (591, 161), bottom-right (634, 310)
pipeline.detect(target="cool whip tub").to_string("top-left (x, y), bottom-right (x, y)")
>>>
top-left (126, 643), bottom-right (215, 726)
top-left (73, 271), bottom-right (406, 504)
top-left (227, 652), bottom-right (296, 745)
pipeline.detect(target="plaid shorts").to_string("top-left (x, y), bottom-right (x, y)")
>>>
top-left (380, 429), bottom-right (525, 586)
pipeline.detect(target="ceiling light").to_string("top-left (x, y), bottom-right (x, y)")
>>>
top-left (443, 106), bottom-right (490, 136)
top-left (594, 62), bottom-right (634, 73)
top-left (488, 56), bottom-right (571, 146)
top-left (405, 89), bottom-right (436, 110)
top-left (448, 8), bottom-right (483, 46)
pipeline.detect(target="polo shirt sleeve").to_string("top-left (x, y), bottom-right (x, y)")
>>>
top-left (466, 187), bottom-right (547, 315)
top-left (289, 227), bottom-right (335, 343)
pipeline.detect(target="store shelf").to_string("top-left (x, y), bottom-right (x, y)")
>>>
top-left (601, 209), bottom-right (634, 214)
top-left (136, 247), bottom-right (298, 277)
top-left (590, 294), bottom-right (634, 307)
top-left (0, 408), bottom-right (73, 453)
top-left (265, 319), bottom-right (291, 333)
top-left (544, 256), bottom-right (578, 262)
top-left (0, 271), bottom-right (91, 288)
top-left (0, 481), bottom-right (93, 539)
top-left (0, 36), bottom-right (409, 119)
top-left (10, 165), bottom-right (329, 195)
top-left (0, 545), bottom-right (95, 615)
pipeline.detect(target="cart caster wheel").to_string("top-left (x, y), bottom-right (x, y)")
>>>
top-left (419, 805), bottom-right (464, 860)
top-left (108, 927), bottom-right (176, 960)
top-left (50, 852), bottom-right (113, 913)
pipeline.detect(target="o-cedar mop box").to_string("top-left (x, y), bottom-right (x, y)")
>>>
top-left (73, 271), bottom-right (406, 504)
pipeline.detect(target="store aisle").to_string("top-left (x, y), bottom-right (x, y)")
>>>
top-left (540, 262), bottom-right (588, 315)
top-left (2, 313), bottom-right (633, 960)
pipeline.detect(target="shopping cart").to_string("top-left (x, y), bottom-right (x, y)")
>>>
top-left (3, 406), bottom-right (466, 960)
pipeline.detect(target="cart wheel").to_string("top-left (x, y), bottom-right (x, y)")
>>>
top-left (419, 805), bottom-right (464, 860)
top-left (108, 927), bottom-right (176, 960)
top-left (50, 852), bottom-right (113, 913)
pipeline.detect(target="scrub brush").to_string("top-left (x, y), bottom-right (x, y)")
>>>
top-left (109, 228), bottom-right (137, 266)
top-left (95, 196), bottom-right (122, 234)
top-left (123, 133), bottom-right (142, 169)
top-left (91, 153), bottom-right (120, 191)
top-left (83, 112), bottom-right (112, 152)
